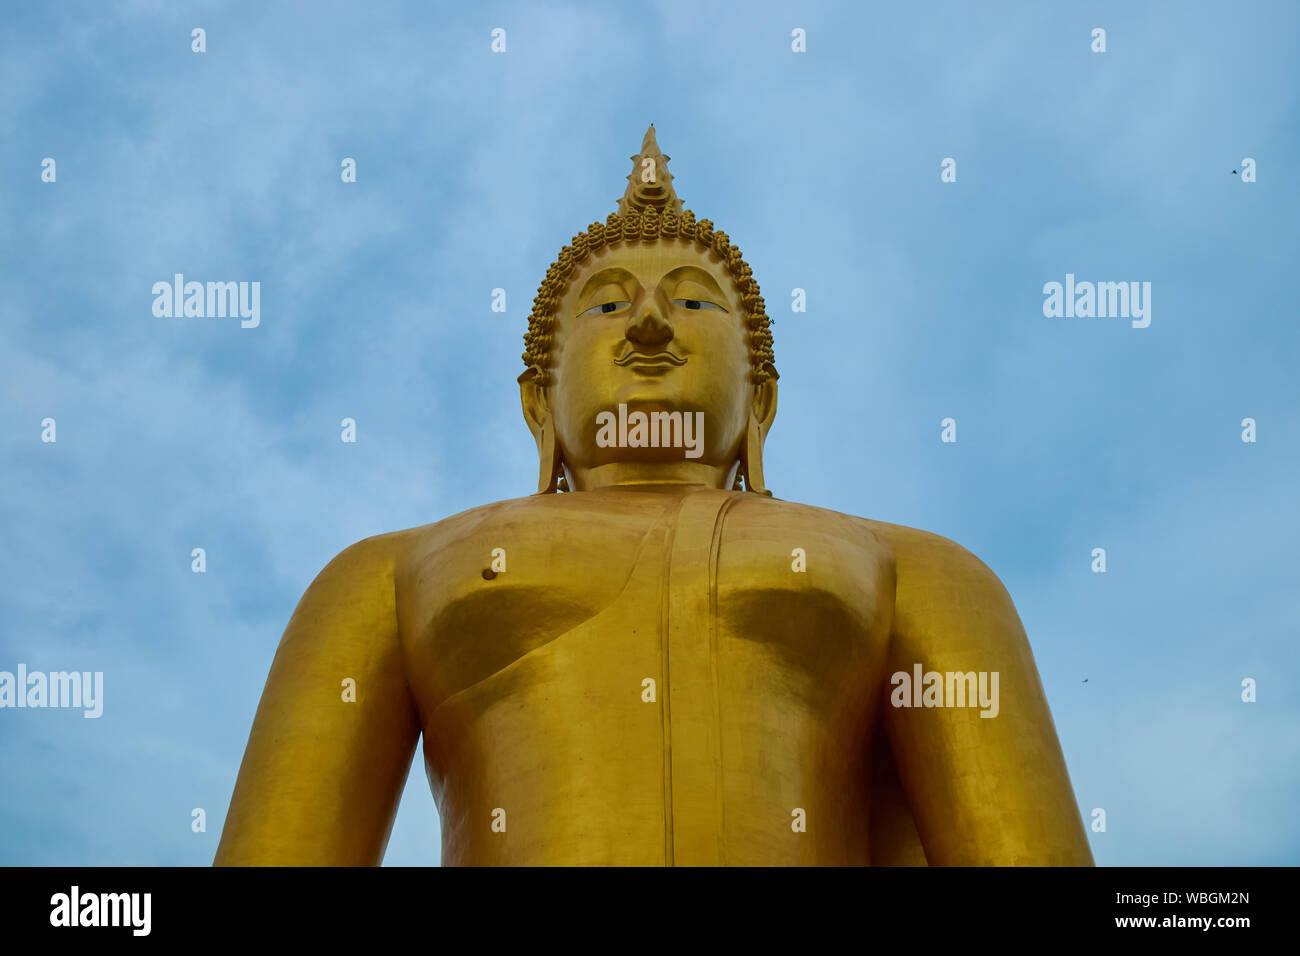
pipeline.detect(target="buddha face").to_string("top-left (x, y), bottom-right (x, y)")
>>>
top-left (535, 239), bottom-right (765, 488)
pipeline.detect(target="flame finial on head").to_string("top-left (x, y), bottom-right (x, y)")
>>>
top-left (617, 124), bottom-right (684, 217)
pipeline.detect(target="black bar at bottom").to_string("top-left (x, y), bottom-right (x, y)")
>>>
top-left (0, 865), bottom-right (1282, 942)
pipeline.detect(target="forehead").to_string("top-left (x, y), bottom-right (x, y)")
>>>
top-left (564, 240), bottom-right (734, 303)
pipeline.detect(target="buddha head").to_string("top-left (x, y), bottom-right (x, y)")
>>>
top-left (519, 126), bottom-right (778, 495)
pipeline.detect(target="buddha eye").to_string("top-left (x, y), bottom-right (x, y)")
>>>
top-left (671, 298), bottom-right (726, 312)
top-left (579, 300), bottom-right (631, 317)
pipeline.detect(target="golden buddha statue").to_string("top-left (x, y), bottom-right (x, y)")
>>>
top-left (215, 127), bottom-right (1094, 866)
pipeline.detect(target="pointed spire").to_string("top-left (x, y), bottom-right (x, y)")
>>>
top-left (616, 123), bottom-right (684, 216)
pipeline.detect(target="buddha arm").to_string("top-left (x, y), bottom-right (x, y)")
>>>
top-left (879, 526), bottom-right (1094, 865)
top-left (214, 537), bottom-right (419, 865)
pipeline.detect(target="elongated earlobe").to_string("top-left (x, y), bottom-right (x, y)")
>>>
top-left (535, 416), bottom-right (564, 494)
top-left (520, 368), bottom-right (564, 494)
top-left (738, 368), bottom-right (778, 495)
top-left (739, 414), bottom-right (772, 496)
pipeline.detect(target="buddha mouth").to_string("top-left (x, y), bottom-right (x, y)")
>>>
top-left (615, 350), bottom-right (687, 368)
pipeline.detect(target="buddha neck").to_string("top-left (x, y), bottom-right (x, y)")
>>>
top-left (564, 460), bottom-right (740, 493)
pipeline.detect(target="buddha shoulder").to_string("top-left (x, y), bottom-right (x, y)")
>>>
top-left (858, 518), bottom-right (1020, 629)
top-left (319, 498), bottom-right (542, 581)
top-left (730, 499), bottom-right (1014, 604)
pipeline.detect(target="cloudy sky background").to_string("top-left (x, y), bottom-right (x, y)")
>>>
top-left (1, 0), bottom-right (1296, 865)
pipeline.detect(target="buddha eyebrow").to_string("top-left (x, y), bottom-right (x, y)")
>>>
top-left (576, 268), bottom-right (636, 304)
top-left (662, 266), bottom-right (726, 299)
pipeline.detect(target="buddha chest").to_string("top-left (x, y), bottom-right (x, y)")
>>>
top-left (399, 488), bottom-right (895, 864)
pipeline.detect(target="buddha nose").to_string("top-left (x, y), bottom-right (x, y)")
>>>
top-left (625, 305), bottom-right (674, 349)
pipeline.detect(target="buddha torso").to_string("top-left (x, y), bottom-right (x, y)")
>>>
top-left (394, 486), bottom-right (898, 865)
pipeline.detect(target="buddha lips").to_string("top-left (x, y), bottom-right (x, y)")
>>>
top-left (594, 404), bottom-right (705, 459)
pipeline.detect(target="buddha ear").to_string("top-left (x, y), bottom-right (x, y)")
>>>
top-left (740, 367), bottom-right (778, 496)
top-left (518, 368), bottom-right (550, 443)
top-left (751, 365), bottom-right (778, 433)
top-left (519, 369), bottom-right (563, 494)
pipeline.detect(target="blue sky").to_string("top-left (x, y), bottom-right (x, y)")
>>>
top-left (1, 0), bottom-right (1296, 866)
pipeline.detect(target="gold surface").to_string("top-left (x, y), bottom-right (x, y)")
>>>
top-left (214, 128), bottom-right (1093, 866)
